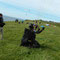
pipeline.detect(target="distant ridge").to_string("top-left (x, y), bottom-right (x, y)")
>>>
top-left (3, 15), bottom-right (23, 21)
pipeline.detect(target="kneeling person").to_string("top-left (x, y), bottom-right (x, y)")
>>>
top-left (20, 23), bottom-right (45, 48)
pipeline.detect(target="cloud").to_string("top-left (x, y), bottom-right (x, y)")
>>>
top-left (0, 0), bottom-right (60, 22)
top-left (0, 0), bottom-right (60, 15)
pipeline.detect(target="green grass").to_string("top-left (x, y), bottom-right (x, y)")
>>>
top-left (0, 21), bottom-right (60, 60)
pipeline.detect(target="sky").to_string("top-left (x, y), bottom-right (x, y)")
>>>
top-left (0, 0), bottom-right (60, 22)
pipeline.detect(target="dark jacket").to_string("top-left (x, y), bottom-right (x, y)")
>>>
top-left (0, 17), bottom-right (5, 27)
top-left (22, 27), bottom-right (45, 41)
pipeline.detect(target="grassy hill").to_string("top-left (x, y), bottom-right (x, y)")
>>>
top-left (0, 21), bottom-right (60, 60)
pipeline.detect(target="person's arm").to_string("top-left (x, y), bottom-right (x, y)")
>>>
top-left (35, 27), bottom-right (45, 34)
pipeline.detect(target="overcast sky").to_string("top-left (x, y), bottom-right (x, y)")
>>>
top-left (0, 0), bottom-right (60, 22)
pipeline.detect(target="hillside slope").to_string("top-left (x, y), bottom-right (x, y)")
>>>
top-left (0, 21), bottom-right (60, 60)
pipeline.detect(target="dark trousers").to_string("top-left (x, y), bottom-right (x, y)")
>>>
top-left (20, 38), bottom-right (40, 48)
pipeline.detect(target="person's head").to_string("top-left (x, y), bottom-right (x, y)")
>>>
top-left (0, 13), bottom-right (3, 17)
top-left (29, 23), bottom-right (34, 30)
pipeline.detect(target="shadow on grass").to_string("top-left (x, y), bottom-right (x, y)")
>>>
top-left (39, 44), bottom-right (58, 52)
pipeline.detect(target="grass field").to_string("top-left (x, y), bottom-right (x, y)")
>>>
top-left (0, 21), bottom-right (60, 60)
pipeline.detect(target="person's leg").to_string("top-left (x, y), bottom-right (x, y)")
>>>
top-left (0, 27), bottom-right (3, 40)
top-left (20, 38), bottom-right (30, 47)
top-left (32, 40), bottom-right (40, 48)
